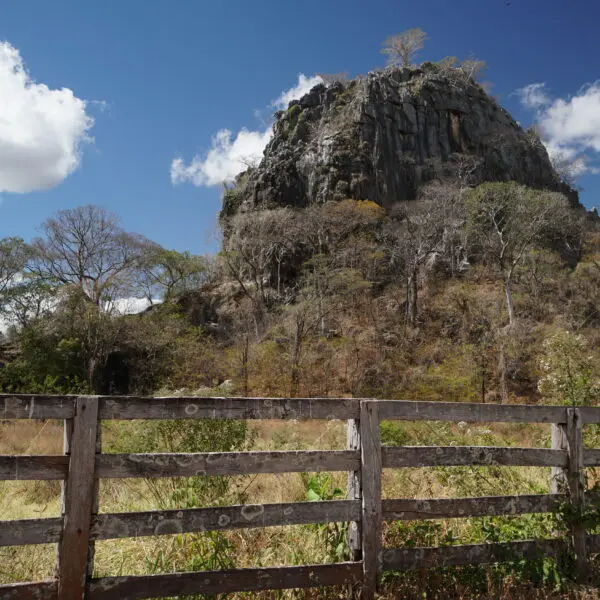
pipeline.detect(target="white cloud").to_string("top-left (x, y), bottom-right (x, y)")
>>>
top-left (272, 74), bottom-right (324, 110)
top-left (516, 81), bottom-right (600, 178)
top-left (171, 74), bottom-right (324, 187)
top-left (171, 128), bottom-right (273, 186)
top-left (108, 297), bottom-right (158, 315)
top-left (0, 41), bottom-right (94, 194)
top-left (539, 82), bottom-right (600, 152)
top-left (513, 83), bottom-right (550, 110)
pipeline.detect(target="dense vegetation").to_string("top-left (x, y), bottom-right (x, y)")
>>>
top-left (1, 180), bottom-right (598, 405)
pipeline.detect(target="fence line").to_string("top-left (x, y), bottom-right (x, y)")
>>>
top-left (0, 394), bottom-right (599, 600)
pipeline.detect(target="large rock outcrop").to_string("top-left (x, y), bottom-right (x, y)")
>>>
top-left (224, 64), bottom-right (574, 215)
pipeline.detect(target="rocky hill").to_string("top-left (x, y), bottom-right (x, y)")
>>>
top-left (223, 64), bottom-right (574, 216)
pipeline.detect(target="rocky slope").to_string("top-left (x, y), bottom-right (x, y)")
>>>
top-left (223, 64), bottom-right (574, 215)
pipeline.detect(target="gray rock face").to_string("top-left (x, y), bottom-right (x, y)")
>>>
top-left (227, 65), bottom-right (572, 214)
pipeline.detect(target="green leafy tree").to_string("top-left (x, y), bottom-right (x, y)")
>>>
top-left (538, 330), bottom-right (599, 406)
top-left (137, 245), bottom-right (208, 304)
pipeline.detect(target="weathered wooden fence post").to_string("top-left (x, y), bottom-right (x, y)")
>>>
top-left (57, 396), bottom-right (99, 600)
top-left (550, 420), bottom-right (568, 494)
top-left (360, 400), bottom-right (381, 600)
top-left (347, 416), bottom-right (362, 562)
top-left (566, 407), bottom-right (587, 580)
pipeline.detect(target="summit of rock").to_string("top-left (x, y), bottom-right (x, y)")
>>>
top-left (223, 64), bottom-right (575, 216)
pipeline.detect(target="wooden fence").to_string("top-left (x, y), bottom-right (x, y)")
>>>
top-left (1, 394), bottom-right (600, 600)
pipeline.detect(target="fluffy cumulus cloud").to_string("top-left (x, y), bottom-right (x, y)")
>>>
top-left (0, 42), bottom-right (94, 194)
top-left (171, 128), bottom-right (274, 187)
top-left (515, 81), bottom-right (600, 177)
top-left (171, 74), bottom-right (324, 187)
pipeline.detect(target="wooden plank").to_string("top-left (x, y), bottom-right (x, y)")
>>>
top-left (87, 562), bottom-right (363, 600)
top-left (0, 395), bottom-right (75, 420)
top-left (382, 538), bottom-right (565, 570)
top-left (382, 494), bottom-right (564, 521)
top-left (583, 449), bottom-right (600, 466)
top-left (360, 400), bottom-right (381, 600)
top-left (57, 396), bottom-right (99, 600)
top-left (0, 581), bottom-right (57, 600)
top-left (0, 517), bottom-right (63, 546)
top-left (587, 534), bottom-right (600, 553)
top-left (382, 446), bottom-right (568, 468)
top-left (86, 421), bottom-right (102, 580)
top-left (347, 418), bottom-right (362, 562)
top-left (99, 396), bottom-right (359, 420)
top-left (95, 450), bottom-right (360, 479)
top-left (566, 407), bottom-right (587, 580)
top-left (0, 456), bottom-right (69, 480)
top-left (377, 400), bottom-right (567, 424)
top-left (91, 500), bottom-right (361, 540)
top-left (551, 423), bottom-right (568, 493)
top-left (577, 406), bottom-right (600, 424)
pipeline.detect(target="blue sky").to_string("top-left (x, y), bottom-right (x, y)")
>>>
top-left (0, 0), bottom-right (599, 255)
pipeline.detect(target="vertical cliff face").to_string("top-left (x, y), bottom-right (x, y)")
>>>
top-left (224, 64), bottom-right (575, 216)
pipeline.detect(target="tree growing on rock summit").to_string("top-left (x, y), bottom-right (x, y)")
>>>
top-left (381, 28), bottom-right (428, 67)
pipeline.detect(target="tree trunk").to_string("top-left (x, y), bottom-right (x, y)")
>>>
top-left (242, 334), bottom-right (249, 396)
top-left (290, 319), bottom-right (303, 397)
top-left (406, 269), bottom-right (418, 328)
top-left (498, 343), bottom-right (509, 404)
top-left (504, 275), bottom-right (515, 327)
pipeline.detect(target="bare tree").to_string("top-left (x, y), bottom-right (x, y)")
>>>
top-left (385, 198), bottom-right (446, 328)
top-left (28, 205), bottom-right (149, 389)
top-left (465, 182), bottom-right (573, 326)
top-left (30, 205), bottom-right (146, 307)
top-left (381, 28), bottom-right (428, 67)
top-left (459, 57), bottom-right (487, 81)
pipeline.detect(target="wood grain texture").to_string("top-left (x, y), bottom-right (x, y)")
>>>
top-left (383, 538), bottom-right (565, 570)
top-left (360, 401), bottom-right (381, 600)
top-left (0, 518), bottom-right (63, 546)
top-left (382, 446), bottom-right (568, 468)
top-left (0, 456), bottom-right (69, 480)
top-left (91, 500), bottom-right (361, 540)
top-left (551, 423), bottom-right (568, 494)
top-left (583, 449), bottom-right (600, 466)
top-left (566, 408), bottom-right (587, 580)
top-left (347, 418), bottom-right (362, 562)
top-left (382, 494), bottom-right (564, 521)
top-left (95, 450), bottom-right (360, 478)
top-left (99, 397), bottom-right (359, 420)
top-left (377, 400), bottom-right (567, 424)
top-left (87, 562), bottom-right (363, 600)
top-left (0, 395), bottom-right (75, 420)
top-left (57, 396), bottom-right (99, 600)
top-left (0, 581), bottom-right (57, 600)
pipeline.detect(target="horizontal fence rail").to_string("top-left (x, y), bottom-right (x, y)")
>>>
top-left (1, 394), bottom-right (600, 600)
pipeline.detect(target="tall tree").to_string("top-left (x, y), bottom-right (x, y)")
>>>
top-left (385, 197), bottom-right (447, 328)
top-left (30, 205), bottom-right (146, 307)
top-left (381, 28), bottom-right (428, 67)
top-left (465, 182), bottom-right (574, 326)
top-left (28, 205), bottom-right (149, 389)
